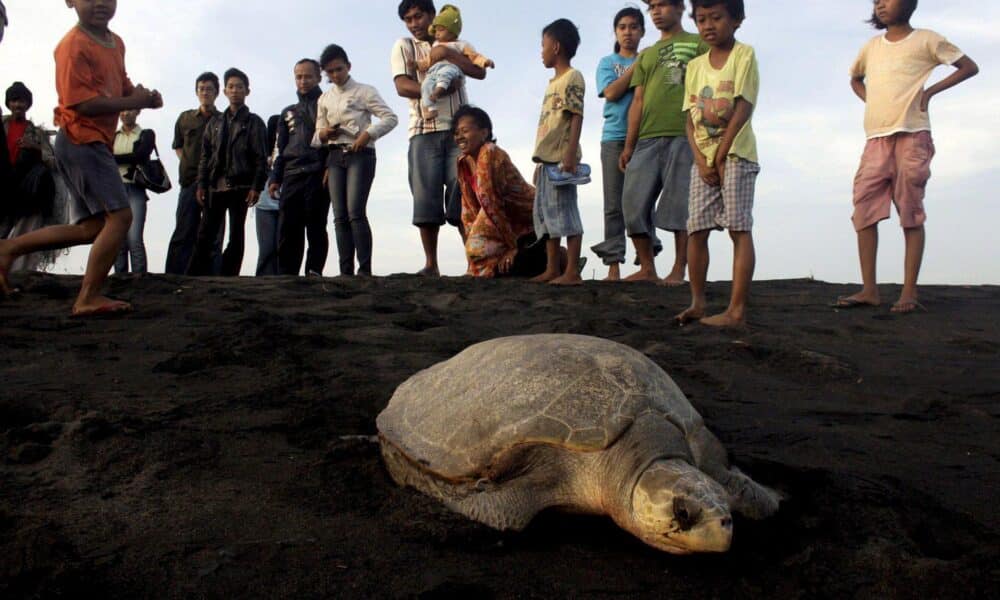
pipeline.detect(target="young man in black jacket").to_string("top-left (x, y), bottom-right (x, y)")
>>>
top-left (188, 68), bottom-right (267, 277)
top-left (269, 58), bottom-right (328, 276)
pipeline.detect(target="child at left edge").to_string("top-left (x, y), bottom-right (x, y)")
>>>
top-left (531, 18), bottom-right (586, 286)
top-left (676, 0), bottom-right (760, 327)
top-left (0, 0), bottom-right (163, 316)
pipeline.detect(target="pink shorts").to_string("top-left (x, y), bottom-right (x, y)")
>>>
top-left (852, 131), bottom-right (935, 231)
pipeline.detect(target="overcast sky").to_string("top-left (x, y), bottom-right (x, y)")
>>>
top-left (1, 1), bottom-right (996, 284)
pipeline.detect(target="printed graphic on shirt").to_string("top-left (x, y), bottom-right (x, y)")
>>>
top-left (696, 80), bottom-right (735, 138)
top-left (656, 41), bottom-right (702, 87)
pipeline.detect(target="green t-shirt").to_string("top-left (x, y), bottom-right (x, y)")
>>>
top-left (631, 31), bottom-right (708, 139)
top-left (684, 42), bottom-right (760, 166)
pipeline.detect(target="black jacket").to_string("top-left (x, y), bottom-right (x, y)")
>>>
top-left (198, 105), bottom-right (268, 192)
top-left (271, 86), bottom-right (324, 185)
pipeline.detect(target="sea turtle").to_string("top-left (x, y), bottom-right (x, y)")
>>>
top-left (377, 334), bottom-right (780, 554)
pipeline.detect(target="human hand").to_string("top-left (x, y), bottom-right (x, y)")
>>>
top-left (484, 59), bottom-right (496, 69)
top-left (618, 145), bottom-right (634, 173)
top-left (416, 56), bottom-right (431, 72)
top-left (498, 251), bottom-right (517, 275)
top-left (196, 188), bottom-right (206, 207)
top-left (318, 125), bottom-right (340, 143)
top-left (149, 90), bottom-right (164, 109)
top-left (130, 85), bottom-right (157, 109)
top-left (697, 161), bottom-right (720, 187)
top-left (349, 132), bottom-right (371, 153)
top-left (715, 156), bottom-right (727, 186)
top-left (16, 137), bottom-right (40, 151)
top-left (268, 182), bottom-right (281, 198)
top-left (920, 89), bottom-right (933, 112)
top-left (246, 190), bottom-right (260, 207)
top-left (560, 149), bottom-right (579, 175)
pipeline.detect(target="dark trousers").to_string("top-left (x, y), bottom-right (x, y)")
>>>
top-left (165, 185), bottom-right (221, 275)
top-left (277, 171), bottom-right (329, 276)
top-left (188, 189), bottom-right (249, 277)
top-left (255, 208), bottom-right (280, 276)
top-left (328, 148), bottom-right (376, 276)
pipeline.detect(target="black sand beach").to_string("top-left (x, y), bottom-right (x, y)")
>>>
top-left (1, 274), bottom-right (998, 598)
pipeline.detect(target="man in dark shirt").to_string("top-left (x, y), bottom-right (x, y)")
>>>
top-left (164, 72), bottom-right (221, 274)
top-left (187, 68), bottom-right (267, 277)
top-left (269, 58), bottom-right (328, 276)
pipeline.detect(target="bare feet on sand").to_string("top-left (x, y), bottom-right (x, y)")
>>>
top-left (549, 273), bottom-right (583, 286)
top-left (416, 266), bottom-right (440, 277)
top-left (658, 267), bottom-right (687, 287)
top-left (531, 269), bottom-right (561, 283)
top-left (832, 291), bottom-right (881, 308)
top-left (700, 311), bottom-right (746, 328)
top-left (891, 297), bottom-right (924, 314)
top-left (71, 296), bottom-right (132, 318)
top-left (603, 264), bottom-right (621, 282)
top-left (623, 268), bottom-right (659, 283)
top-left (675, 304), bottom-right (706, 325)
top-left (0, 249), bottom-right (15, 296)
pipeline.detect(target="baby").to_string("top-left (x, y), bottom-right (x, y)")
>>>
top-left (416, 4), bottom-right (495, 119)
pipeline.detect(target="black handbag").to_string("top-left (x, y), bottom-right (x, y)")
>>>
top-left (134, 144), bottom-right (172, 194)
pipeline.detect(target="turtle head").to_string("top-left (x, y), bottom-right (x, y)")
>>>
top-left (629, 459), bottom-right (733, 554)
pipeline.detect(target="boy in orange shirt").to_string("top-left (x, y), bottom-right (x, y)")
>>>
top-left (0, 0), bottom-right (162, 316)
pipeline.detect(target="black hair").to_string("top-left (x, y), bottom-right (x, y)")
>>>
top-left (867, 0), bottom-right (917, 29)
top-left (543, 19), bottom-right (581, 60)
top-left (195, 71), bottom-right (220, 92)
top-left (295, 58), bottom-right (321, 75)
top-left (223, 68), bottom-right (249, 88)
top-left (690, 0), bottom-right (746, 21)
top-left (320, 44), bottom-right (350, 69)
top-left (451, 105), bottom-right (496, 143)
top-left (613, 7), bottom-right (645, 54)
top-left (398, 0), bottom-right (435, 20)
top-left (266, 114), bottom-right (279, 152)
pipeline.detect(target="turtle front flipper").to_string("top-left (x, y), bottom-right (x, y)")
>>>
top-left (688, 425), bottom-right (782, 520)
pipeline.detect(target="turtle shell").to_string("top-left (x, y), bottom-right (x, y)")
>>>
top-left (376, 334), bottom-right (702, 480)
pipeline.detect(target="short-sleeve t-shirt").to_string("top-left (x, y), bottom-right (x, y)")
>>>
top-left (53, 26), bottom-right (134, 147)
top-left (390, 37), bottom-right (469, 138)
top-left (597, 53), bottom-right (637, 143)
top-left (631, 32), bottom-right (708, 140)
top-left (533, 68), bottom-right (586, 164)
top-left (850, 29), bottom-right (964, 139)
top-left (684, 42), bottom-right (760, 167)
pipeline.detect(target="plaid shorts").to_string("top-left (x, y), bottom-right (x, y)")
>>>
top-left (687, 156), bottom-right (760, 233)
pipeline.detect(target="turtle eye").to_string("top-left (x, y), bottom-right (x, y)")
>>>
top-left (673, 498), bottom-right (701, 531)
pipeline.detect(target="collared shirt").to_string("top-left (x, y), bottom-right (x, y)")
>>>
top-left (390, 37), bottom-right (468, 138)
top-left (172, 106), bottom-right (219, 187)
top-left (114, 125), bottom-right (142, 181)
top-left (313, 78), bottom-right (398, 149)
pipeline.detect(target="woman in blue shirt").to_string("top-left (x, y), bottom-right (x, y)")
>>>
top-left (590, 7), bottom-right (645, 281)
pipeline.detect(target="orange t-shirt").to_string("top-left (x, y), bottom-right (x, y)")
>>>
top-left (53, 25), bottom-right (134, 147)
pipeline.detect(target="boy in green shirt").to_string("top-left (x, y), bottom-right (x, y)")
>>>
top-left (676, 0), bottom-right (760, 327)
top-left (619, 0), bottom-right (708, 284)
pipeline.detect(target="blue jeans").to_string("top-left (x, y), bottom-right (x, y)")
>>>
top-left (114, 182), bottom-right (148, 274)
top-left (328, 147), bottom-right (376, 275)
top-left (255, 208), bottom-right (280, 276)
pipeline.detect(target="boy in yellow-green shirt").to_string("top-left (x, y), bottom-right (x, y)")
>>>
top-left (676, 0), bottom-right (760, 328)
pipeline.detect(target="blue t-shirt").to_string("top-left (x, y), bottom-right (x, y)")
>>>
top-left (597, 53), bottom-right (638, 142)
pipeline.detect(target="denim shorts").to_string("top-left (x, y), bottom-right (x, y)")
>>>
top-left (622, 136), bottom-right (693, 234)
top-left (533, 163), bottom-right (584, 239)
top-left (408, 130), bottom-right (461, 227)
top-left (54, 131), bottom-right (129, 224)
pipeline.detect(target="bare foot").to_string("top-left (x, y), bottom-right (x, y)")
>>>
top-left (624, 268), bottom-right (659, 283)
top-left (658, 275), bottom-right (687, 287)
top-left (0, 251), bottom-right (13, 296)
top-left (832, 291), bottom-right (881, 308)
top-left (675, 305), bottom-right (706, 325)
top-left (531, 270), bottom-right (561, 283)
top-left (416, 266), bottom-right (440, 277)
top-left (429, 87), bottom-right (446, 102)
top-left (71, 296), bottom-right (132, 318)
top-left (891, 298), bottom-right (925, 314)
top-left (550, 272), bottom-right (583, 286)
top-left (700, 311), bottom-right (746, 328)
